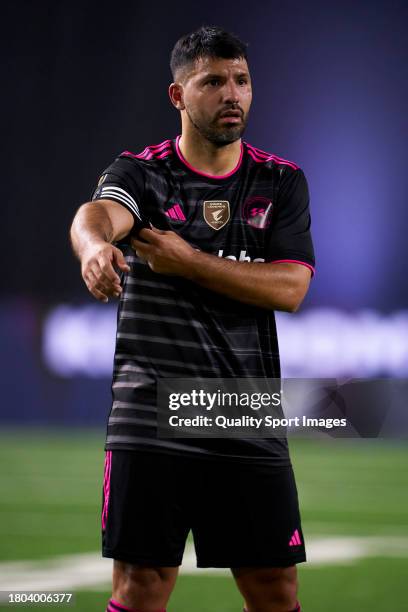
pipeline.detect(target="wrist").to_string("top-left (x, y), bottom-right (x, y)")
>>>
top-left (79, 237), bottom-right (109, 261)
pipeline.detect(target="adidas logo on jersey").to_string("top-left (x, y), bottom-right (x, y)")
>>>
top-left (165, 203), bottom-right (186, 221)
top-left (217, 249), bottom-right (265, 263)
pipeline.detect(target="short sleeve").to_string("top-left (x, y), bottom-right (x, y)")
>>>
top-left (91, 156), bottom-right (148, 233)
top-left (265, 167), bottom-right (315, 276)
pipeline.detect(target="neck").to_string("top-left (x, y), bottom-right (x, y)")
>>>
top-left (178, 129), bottom-right (242, 177)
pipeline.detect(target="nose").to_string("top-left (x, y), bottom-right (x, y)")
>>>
top-left (223, 79), bottom-right (240, 105)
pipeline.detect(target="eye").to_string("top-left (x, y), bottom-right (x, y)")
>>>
top-left (238, 78), bottom-right (248, 86)
top-left (206, 78), bottom-right (220, 87)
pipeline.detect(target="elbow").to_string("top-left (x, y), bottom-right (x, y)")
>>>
top-left (287, 286), bottom-right (308, 313)
top-left (263, 262), bottom-right (312, 312)
top-left (268, 286), bottom-right (307, 313)
top-left (287, 300), bottom-right (301, 313)
top-left (281, 301), bottom-right (301, 314)
top-left (282, 272), bottom-right (311, 312)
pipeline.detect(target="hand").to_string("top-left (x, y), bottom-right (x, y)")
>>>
top-left (131, 227), bottom-right (195, 276)
top-left (80, 241), bottom-right (130, 302)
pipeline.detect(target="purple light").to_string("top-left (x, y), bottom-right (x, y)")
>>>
top-left (43, 305), bottom-right (408, 378)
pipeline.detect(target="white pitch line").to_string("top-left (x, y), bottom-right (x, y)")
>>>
top-left (0, 537), bottom-right (407, 599)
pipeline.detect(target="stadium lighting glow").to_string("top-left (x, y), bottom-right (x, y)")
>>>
top-left (43, 305), bottom-right (117, 377)
top-left (42, 305), bottom-right (408, 378)
top-left (277, 309), bottom-right (408, 377)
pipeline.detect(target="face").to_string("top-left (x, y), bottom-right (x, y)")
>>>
top-left (171, 56), bottom-right (252, 146)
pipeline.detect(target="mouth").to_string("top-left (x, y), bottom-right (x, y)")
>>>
top-left (218, 110), bottom-right (243, 124)
top-left (219, 109), bottom-right (243, 119)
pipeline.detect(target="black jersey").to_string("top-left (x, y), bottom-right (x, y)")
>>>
top-left (92, 137), bottom-right (315, 464)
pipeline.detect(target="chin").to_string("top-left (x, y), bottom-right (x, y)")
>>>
top-left (207, 126), bottom-right (246, 146)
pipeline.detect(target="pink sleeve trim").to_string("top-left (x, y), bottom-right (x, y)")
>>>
top-left (271, 259), bottom-right (315, 276)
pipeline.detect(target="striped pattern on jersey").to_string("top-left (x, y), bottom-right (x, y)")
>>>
top-left (93, 137), bottom-right (314, 463)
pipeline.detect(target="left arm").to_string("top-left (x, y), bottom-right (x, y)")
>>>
top-left (131, 229), bottom-right (311, 312)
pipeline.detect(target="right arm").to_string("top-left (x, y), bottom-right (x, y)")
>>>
top-left (70, 199), bottom-right (134, 302)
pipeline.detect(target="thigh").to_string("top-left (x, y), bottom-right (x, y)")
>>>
top-left (102, 450), bottom-right (190, 566)
top-left (191, 461), bottom-right (306, 568)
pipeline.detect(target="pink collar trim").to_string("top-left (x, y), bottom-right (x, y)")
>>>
top-left (175, 135), bottom-right (243, 179)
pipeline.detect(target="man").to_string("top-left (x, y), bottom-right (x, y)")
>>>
top-left (70, 26), bottom-right (314, 612)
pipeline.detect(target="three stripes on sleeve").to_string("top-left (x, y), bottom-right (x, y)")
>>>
top-left (93, 184), bottom-right (143, 223)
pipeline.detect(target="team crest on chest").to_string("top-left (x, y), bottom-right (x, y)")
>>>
top-left (203, 200), bottom-right (230, 230)
top-left (243, 196), bottom-right (273, 229)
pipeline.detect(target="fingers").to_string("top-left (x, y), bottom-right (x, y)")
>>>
top-left (131, 238), bottom-right (150, 262)
top-left (138, 228), bottom-right (168, 243)
top-left (131, 237), bottom-right (148, 250)
top-left (82, 262), bottom-right (123, 302)
top-left (112, 247), bottom-right (131, 272)
top-left (81, 243), bottom-right (132, 303)
top-left (84, 269), bottom-right (110, 303)
top-left (149, 225), bottom-right (167, 235)
top-left (97, 254), bottom-right (122, 286)
top-left (90, 264), bottom-right (122, 296)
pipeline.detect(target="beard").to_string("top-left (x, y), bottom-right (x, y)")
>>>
top-left (185, 106), bottom-right (248, 146)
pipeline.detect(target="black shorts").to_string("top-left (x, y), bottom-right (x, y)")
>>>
top-left (101, 450), bottom-right (306, 568)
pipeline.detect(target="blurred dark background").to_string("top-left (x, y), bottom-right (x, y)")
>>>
top-left (2, 0), bottom-right (408, 424)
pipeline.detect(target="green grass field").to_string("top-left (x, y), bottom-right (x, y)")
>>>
top-left (0, 428), bottom-right (407, 611)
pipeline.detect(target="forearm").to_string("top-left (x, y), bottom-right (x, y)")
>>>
top-left (131, 229), bottom-right (311, 312)
top-left (70, 202), bottom-right (114, 260)
top-left (185, 251), bottom-right (306, 312)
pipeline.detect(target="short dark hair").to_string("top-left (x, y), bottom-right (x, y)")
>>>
top-left (170, 26), bottom-right (248, 80)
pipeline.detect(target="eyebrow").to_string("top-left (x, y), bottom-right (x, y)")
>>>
top-left (199, 71), bottom-right (250, 80)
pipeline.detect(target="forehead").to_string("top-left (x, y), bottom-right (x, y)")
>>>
top-left (188, 55), bottom-right (250, 79)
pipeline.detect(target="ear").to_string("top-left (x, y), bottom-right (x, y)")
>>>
top-left (169, 82), bottom-right (185, 110)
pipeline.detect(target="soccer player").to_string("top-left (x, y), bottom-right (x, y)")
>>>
top-left (70, 26), bottom-right (314, 612)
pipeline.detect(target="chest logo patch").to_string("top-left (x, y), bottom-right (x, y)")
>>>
top-left (243, 196), bottom-right (273, 229)
top-left (203, 200), bottom-right (230, 230)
